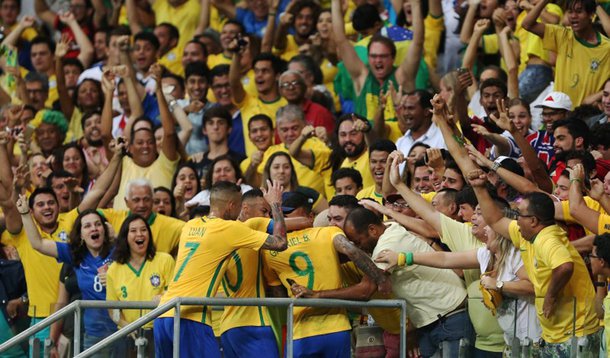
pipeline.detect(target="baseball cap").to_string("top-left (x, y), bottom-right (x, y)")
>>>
top-left (535, 92), bottom-right (573, 111)
top-left (496, 156), bottom-right (524, 177)
top-left (281, 192), bottom-right (314, 214)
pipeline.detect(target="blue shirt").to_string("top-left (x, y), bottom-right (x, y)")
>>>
top-left (228, 110), bottom-right (245, 156)
top-left (235, 0), bottom-right (290, 37)
top-left (56, 243), bottom-right (116, 338)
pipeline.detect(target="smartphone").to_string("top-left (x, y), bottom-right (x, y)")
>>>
top-left (286, 278), bottom-right (297, 286)
top-left (457, 67), bottom-right (468, 74)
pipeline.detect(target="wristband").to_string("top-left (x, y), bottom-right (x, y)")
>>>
top-left (397, 252), bottom-right (406, 267)
top-left (490, 161), bottom-right (501, 172)
top-left (570, 178), bottom-right (582, 183)
top-left (406, 252), bottom-right (414, 266)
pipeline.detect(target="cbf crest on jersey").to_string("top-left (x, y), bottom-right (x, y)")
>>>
top-left (59, 230), bottom-right (69, 242)
top-left (150, 273), bottom-right (161, 288)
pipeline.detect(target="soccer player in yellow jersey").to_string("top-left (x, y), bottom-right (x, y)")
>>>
top-left (153, 181), bottom-right (288, 358)
top-left (263, 191), bottom-right (391, 357)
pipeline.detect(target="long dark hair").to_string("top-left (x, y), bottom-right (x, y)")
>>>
top-left (53, 142), bottom-right (90, 191)
top-left (73, 78), bottom-right (103, 112)
top-left (68, 209), bottom-right (112, 266)
top-left (171, 162), bottom-right (202, 195)
top-left (262, 151), bottom-right (298, 191)
top-left (112, 214), bottom-right (156, 265)
top-left (153, 186), bottom-right (177, 218)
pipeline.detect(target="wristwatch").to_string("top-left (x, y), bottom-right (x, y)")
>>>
top-left (496, 280), bottom-right (504, 291)
top-left (490, 161), bottom-right (501, 172)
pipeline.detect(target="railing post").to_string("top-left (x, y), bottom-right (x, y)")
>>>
top-left (286, 302), bottom-right (294, 358)
top-left (29, 337), bottom-right (39, 358)
top-left (173, 302), bottom-right (181, 358)
top-left (74, 303), bottom-right (81, 356)
top-left (43, 337), bottom-right (53, 357)
top-left (399, 300), bottom-right (406, 358)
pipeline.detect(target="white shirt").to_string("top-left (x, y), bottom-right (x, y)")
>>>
top-left (186, 184), bottom-right (254, 208)
top-left (396, 122), bottom-right (446, 173)
top-left (477, 247), bottom-right (541, 345)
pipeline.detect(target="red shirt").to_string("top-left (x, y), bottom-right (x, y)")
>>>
top-left (302, 99), bottom-right (335, 134)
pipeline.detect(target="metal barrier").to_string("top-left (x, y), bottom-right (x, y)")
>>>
top-left (0, 298), bottom-right (408, 358)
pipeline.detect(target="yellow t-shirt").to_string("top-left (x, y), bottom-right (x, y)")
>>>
top-left (522, 4), bottom-right (563, 68)
top-left (340, 261), bottom-right (401, 334)
top-left (604, 294), bottom-right (610, 351)
top-left (262, 226), bottom-right (351, 339)
top-left (152, 0), bottom-right (201, 50)
top-left (65, 107), bottom-right (83, 143)
top-left (273, 35), bottom-right (300, 62)
top-left (597, 212), bottom-right (610, 234)
top-left (542, 25), bottom-right (610, 106)
top-left (0, 209), bottom-right (78, 317)
top-left (219, 217), bottom-right (274, 334)
top-left (340, 150), bottom-right (374, 190)
top-left (320, 58), bottom-right (341, 112)
top-left (439, 215), bottom-right (505, 352)
top-left (159, 216), bottom-right (268, 323)
top-left (106, 252), bottom-right (175, 328)
top-left (235, 93), bottom-right (287, 156)
top-left (260, 138), bottom-right (331, 196)
top-left (507, 221), bottom-right (600, 343)
top-left (99, 209), bottom-right (184, 254)
top-left (207, 53), bottom-right (232, 69)
top-left (158, 46), bottom-right (184, 77)
top-left (114, 152), bottom-right (179, 210)
top-left (422, 15), bottom-right (444, 71)
top-left (560, 196), bottom-right (606, 236)
top-left (356, 185), bottom-right (383, 205)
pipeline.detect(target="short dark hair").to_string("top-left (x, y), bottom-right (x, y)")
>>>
top-left (242, 188), bottom-right (264, 201)
top-left (353, 4), bottom-right (382, 32)
top-left (481, 65), bottom-right (508, 84)
top-left (157, 22), bottom-right (180, 42)
top-left (224, 19), bottom-right (245, 34)
top-left (480, 78), bottom-right (508, 98)
top-left (28, 187), bottom-right (58, 209)
top-left (566, 0), bottom-right (596, 14)
top-left (248, 114), bottom-right (273, 131)
top-left (113, 214), bottom-right (156, 264)
top-left (367, 34), bottom-right (396, 58)
top-left (562, 150), bottom-right (596, 174)
top-left (522, 192), bottom-right (555, 226)
top-left (456, 186), bottom-right (478, 207)
top-left (45, 170), bottom-right (74, 189)
top-left (62, 58), bottom-right (85, 73)
top-left (345, 206), bottom-right (383, 232)
top-left (406, 90), bottom-right (434, 111)
top-left (331, 168), bottom-right (363, 189)
top-left (81, 110), bottom-right (101, 130)
top-left (185, 39), bottom-right (208, 58)
top-left (593, 233), bottom-right (610, 263)
top-left (134, 31), bottom-right (160, 51)
top-left (30, 36), bottom-right (54, 52)
top-left (328, 195), bottom-right (361, 210)
top-left (552, 117), bottom-right (590, 149)
top-left (185, 61), bottom-right (210, 81)
top-left (210, 180), bottom-right (241, 201)
top-left (289, 55), bottom-right (323, 85)
top-left (369, 139), bottom-right (396, 156)
top-left (107, 26), bottom-right (132, 45)
top-left (210, 64), bottom-right (230, 82)
top-left (592, 123), bottom-right (610, 150)
top-left (253, 53), bottom-right (286, 76)
top-left (203, 106), bottom-right (232, 127)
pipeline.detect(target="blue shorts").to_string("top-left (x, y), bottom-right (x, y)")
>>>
top-left (153, 318), bottom-right (220, 358)
top-left (221, 326), bottom-right (279, 358)
top-left (289, 331), bottom-right (351, 358)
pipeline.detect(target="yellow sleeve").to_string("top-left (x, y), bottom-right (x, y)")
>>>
top-left (439, 214), bottom-right (480, 251)
top-left (508, 220), bottom-right (522, 248)
top-left (542, 24), bottom-right (564, 53)
top-left (561, 197), bottom-right (603, 224)
top-left (244, 217), bottom-right (272, 233)
top-left (421, 191), bottom-right (436, 203)
top-left (166, 218), bottom-right (185, 254)
top-left (228, 222), bottom-right (269, 251)
top-left (545, 3), bottom-right (563, 18)
top-left (538, 236), bottom-right (573, 269)
top-left (106, 264), bottom-right (118, 301)
top-left (482, 34), bottom-right (499, 54)
top-left (598, 213), bottom-right (610, 234)
top-left (1, 230), bottom-right (15, 246)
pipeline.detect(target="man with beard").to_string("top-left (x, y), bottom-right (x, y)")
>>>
top-left (241, 115), bottom-right (274, 187)
top-left (79, 111), bottom-right (109, 179)
top-left (356, 139), bottom-right (396, 204)
top-left (336, 114), bottom-right (374, 189)
top-left (273, 0), bottom-right (320, 61)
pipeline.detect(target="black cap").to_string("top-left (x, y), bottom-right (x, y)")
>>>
top-left (281, 192), bottom-right (314, 214)
top-left (352, 4), bottom-right (382, 32)
top-left (497, 157), bottom-right (524, 177)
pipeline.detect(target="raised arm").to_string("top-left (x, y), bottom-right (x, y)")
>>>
top-left (332, 0), bottom-right (367, 87)
top-left (34, 0), bottom-right (57, 29)
top-left (568, 164), bottom-right (601, 234)
top-left (468, 168), bottom-right (512, 238)
top-left (521, 0), bottom-right (548, 37)
top-left (229, 38), bottom-right (247, 104)
top-left (273, 8), bottom-right (294, 52)
top-left (360, 199), bottom-right (440, 239)
top-left (260, 180), bottom-right (288, 251)
top-left (374, 248), bottom-right (480, 271)
top-left (389, 155), bottom-right (442, 233)
top-left (288, 126), bottom-right (316, 169)
top-left (397, 0), bottom-right (423, 93)
top-left (261, 0), bottom-right (279, 52)
top-left (78, 140), bottom-right (126, 211)
top-left (100, 69), bottom-right (116, 149)
top-left (55, 36), bottom-right (76, 120)
top-left (596, 5), bottom-right (610, 36)
top-left (194, 0), bottom-right (211, 35)
top-left (462, 19), bottom-right (489, 71)
top-left (151, 63), bottom-right (179, 161)
top-left (1, 16), bottom-right (36, 47)
top-left (497, 26), bottom-right (519, 99)
top-left (590, 179), bottom-right (610, 215)
top-left (125, 0), bottom-right (144, 35)
top-left (333, 234), bottom-right (391, 292)
top-left (90, 0), bottom-right (107, 29)
top-left (0, 132), bottom-right (22, 235)
top-left (459, 0), bottom-right (481, 44)
top-left (210, 0), bottom-right (237, 19)
top-left (16, 194), bottom-right (58, 257)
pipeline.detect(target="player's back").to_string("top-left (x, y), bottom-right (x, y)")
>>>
top-left (263, 226), bottom-right (351, 339)
top-left (159, 216), bottom-right (268, 324)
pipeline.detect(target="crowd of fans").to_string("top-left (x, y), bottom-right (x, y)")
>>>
top-left (0, 0), bottom-right (609, 356)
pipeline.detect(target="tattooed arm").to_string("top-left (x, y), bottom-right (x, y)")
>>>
top-left (333, 235), bottom-right (391, 293)
top-left (260, 180), bottom-right (288, 251)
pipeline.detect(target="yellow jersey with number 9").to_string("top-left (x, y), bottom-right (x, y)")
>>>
top-left (262, 226), bottom-right (351, 339)
top-left (159, 216), bottom-right (269, 324)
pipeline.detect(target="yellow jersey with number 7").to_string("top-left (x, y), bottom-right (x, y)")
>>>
top-left (262, 226), bottom-right (351, 340)
top-left (159, 216), bottom-right (269, 324)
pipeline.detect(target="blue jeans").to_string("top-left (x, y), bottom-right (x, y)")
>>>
top-left (416, 310), bottom-right (474, 357)
top-left (518, 65), bottom-right (553, 104)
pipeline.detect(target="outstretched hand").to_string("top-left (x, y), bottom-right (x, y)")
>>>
top-left (16, 194), bottom-right (29, 215)
top-left (488, 99), bottom-right (515, 133)
top-left (262, 180), bottom-right (283, 207)
top-left (389, 153), bottom-right (405, 187)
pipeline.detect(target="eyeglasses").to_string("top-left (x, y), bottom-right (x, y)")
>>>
top-left (280, 80), bottom-right (300, 89)
top-left (515, 211), bottom-right (535, 218)
top-left (589, 253), bottom-right (600, 259)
